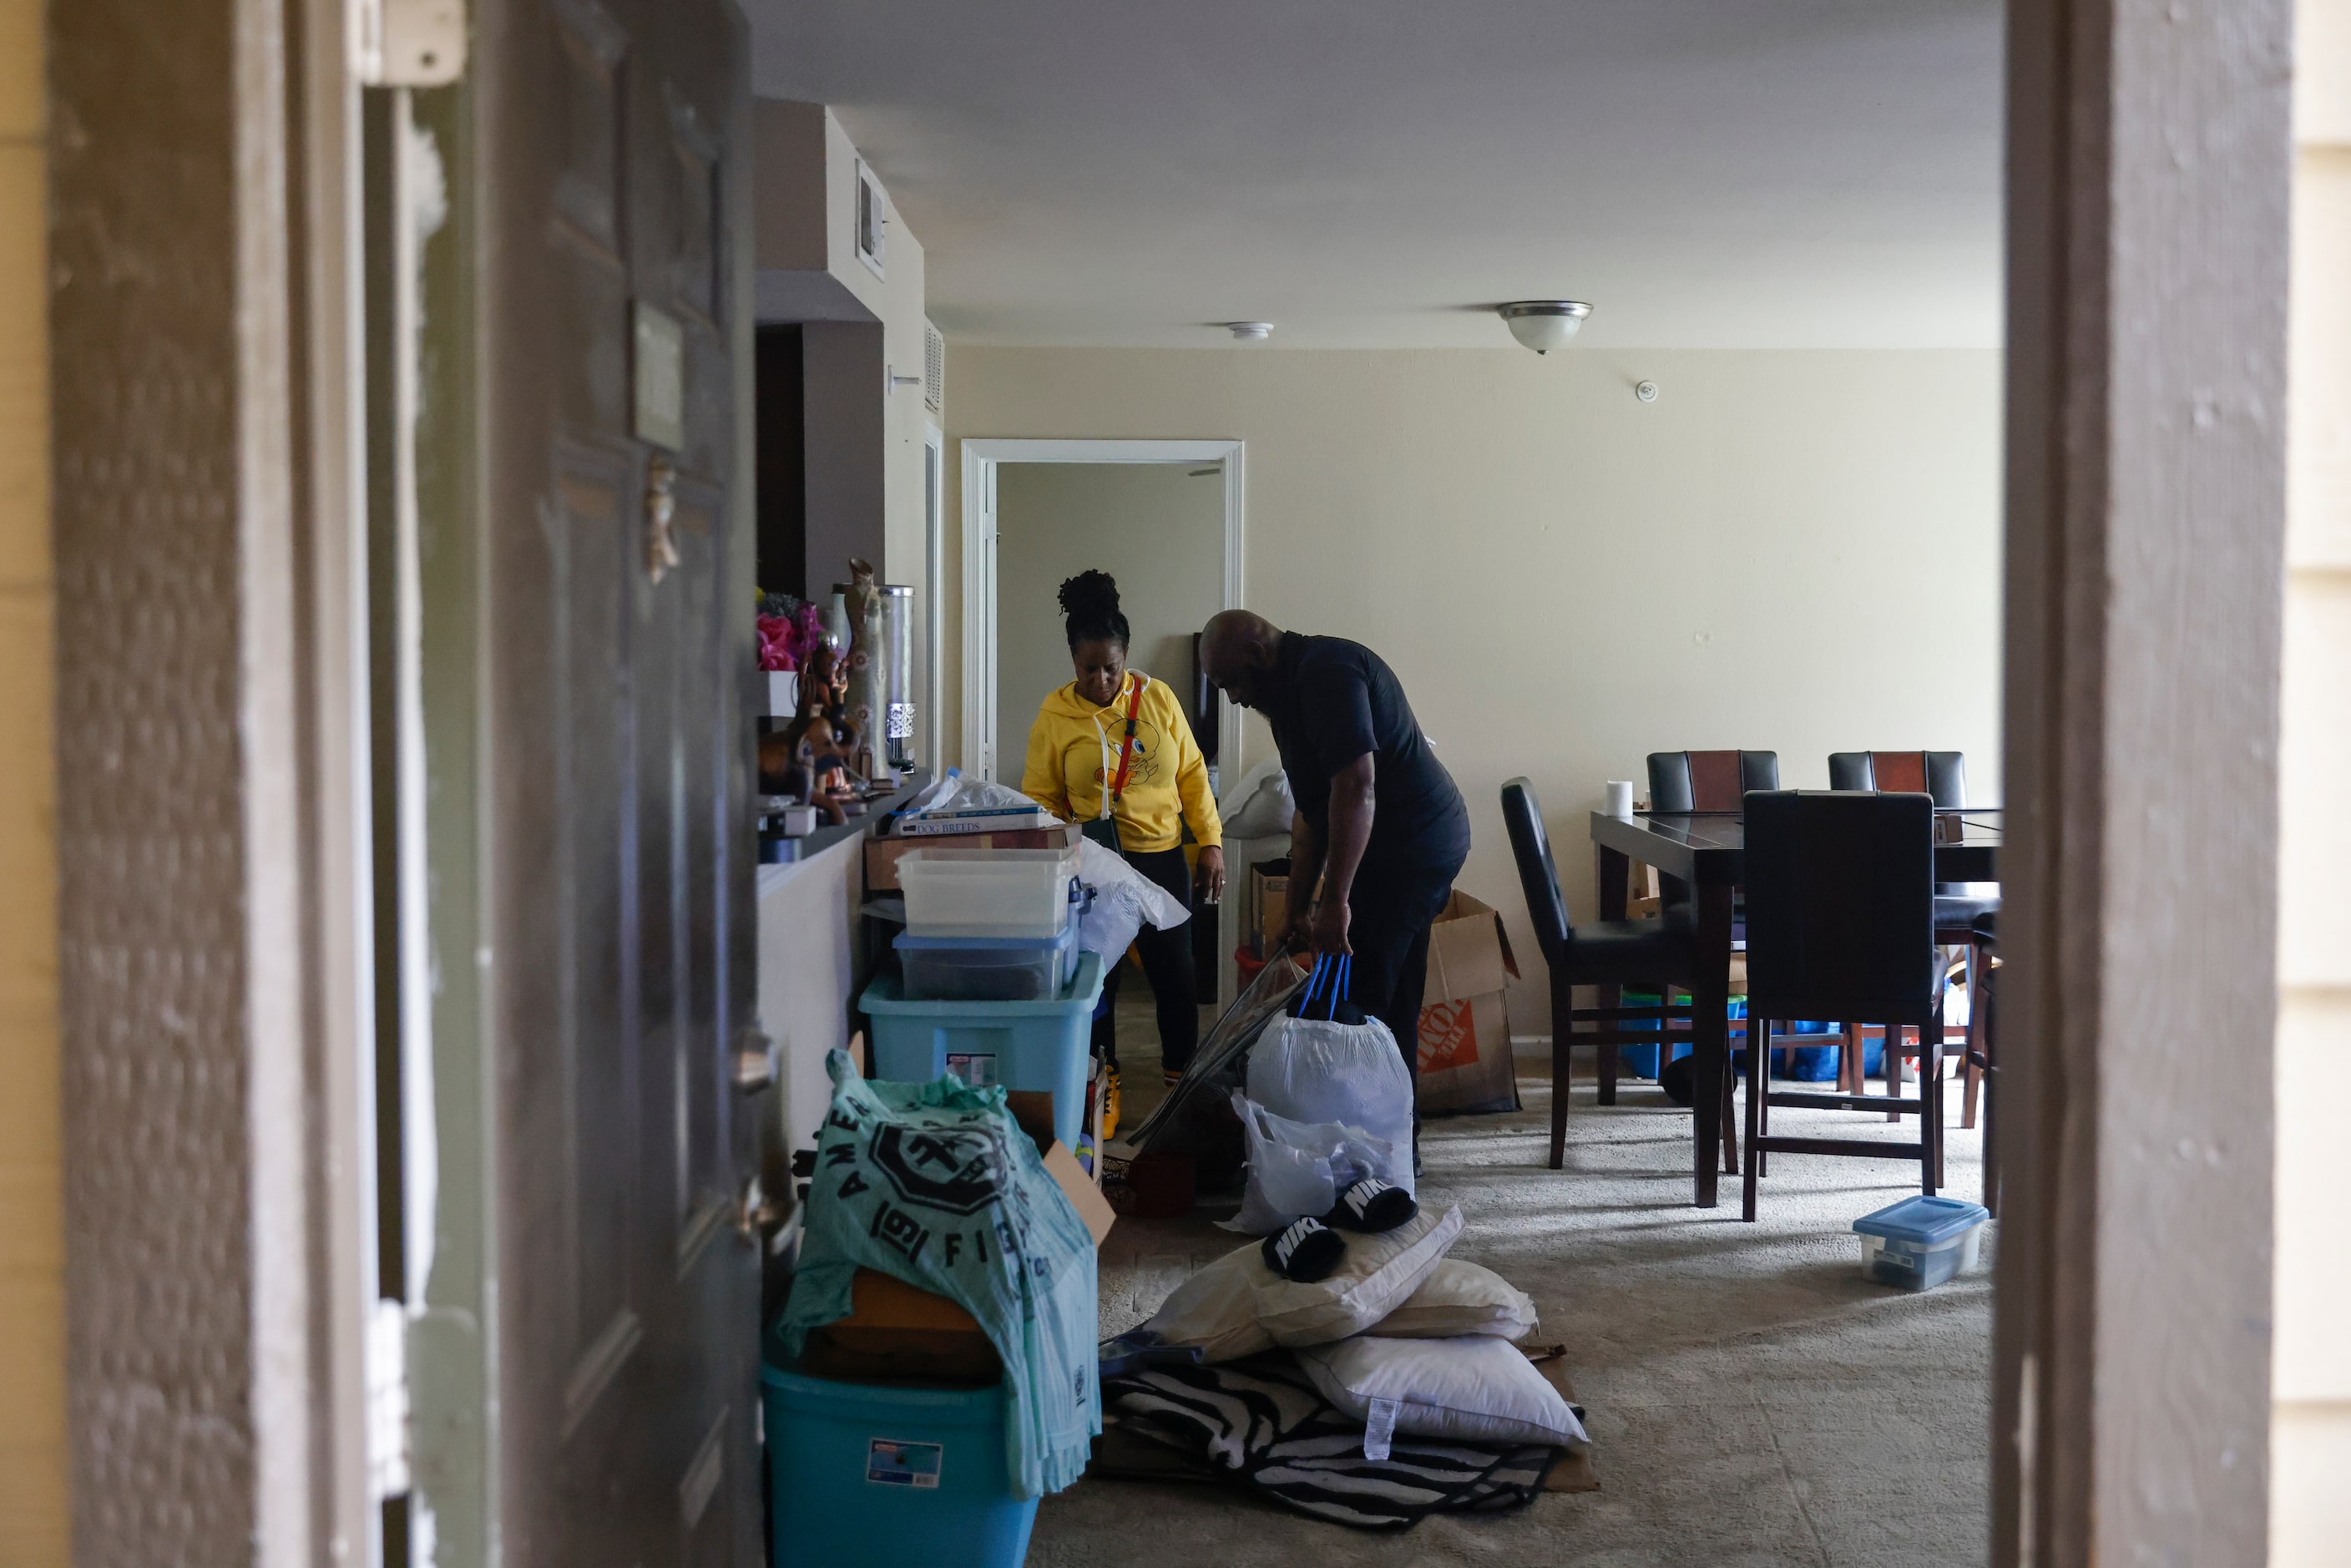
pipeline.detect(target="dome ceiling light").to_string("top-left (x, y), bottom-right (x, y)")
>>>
top-left (1497, 301), bottom-right (1591, 354)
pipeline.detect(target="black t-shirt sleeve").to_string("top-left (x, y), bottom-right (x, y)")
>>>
top-left (1297, 657), bottom-right (1378, 793)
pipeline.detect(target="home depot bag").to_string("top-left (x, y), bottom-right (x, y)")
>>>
top-left (1416, 893), bottom-right (1523, 1115)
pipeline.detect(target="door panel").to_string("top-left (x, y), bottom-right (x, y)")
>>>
top-left (549, 438), bottom-right (643, 1406)
top-left (455, 0), bottom-right (758, 1560)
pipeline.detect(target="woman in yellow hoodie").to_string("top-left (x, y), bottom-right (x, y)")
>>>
top-left (1022, 571), bottom-right (1224, 1079)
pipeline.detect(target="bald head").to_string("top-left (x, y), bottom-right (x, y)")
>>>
top-left (1201, 610), bottom-right (1285, 711)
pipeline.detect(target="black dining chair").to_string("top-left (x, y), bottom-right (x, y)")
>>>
top-left (1739, 790), bottom-right (1948, 1221)
top-left (1824, 751), bottom-right (1999, 932)
top-left (1645, 751), bottom-right (1779, 916)
top-left (1825, 750), bottom-right (1998, 1101)
top-left (1635, 751), bottom-right (1782, 1093)
top-left (1502, 777), bottom-right (1727, 1171)
top-left (1643, 748), bottom-right (1780, 920)
top-left (1648, 750), bottom-right (1781, 815)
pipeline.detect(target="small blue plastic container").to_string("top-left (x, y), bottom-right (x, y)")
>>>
top-left (894, 923), bottom-right (1079, 1002)
top-left (1853, 1194), bottom-right (1990, 1290)
top-left (761, 1339), bottom-right (1037, 1568)
top-left (861, 951), bottom-right (1106, 1147)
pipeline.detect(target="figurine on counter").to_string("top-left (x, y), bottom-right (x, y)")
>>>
top-left (756, 722), bottom-right (813, 802)
top-left (801, 714), bottom-right (862, 823)
top-left (796, 638), bottom-right (842, 714)
top-left (757, 714), bottom-right (860, 827)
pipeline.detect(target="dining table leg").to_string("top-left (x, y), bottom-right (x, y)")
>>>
top-left (1595, 843), bottom-right (1629, 1105)
top-left (1690, 882), bottom-right (1734, 1208)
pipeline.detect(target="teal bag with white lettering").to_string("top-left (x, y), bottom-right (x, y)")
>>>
top-left (778, 1049), bottom-right (1100, 1498)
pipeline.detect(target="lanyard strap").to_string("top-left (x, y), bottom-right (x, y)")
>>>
top-left (1108, 674), bottom-right (1143, 803)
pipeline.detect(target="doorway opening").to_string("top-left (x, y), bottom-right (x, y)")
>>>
top-left (959, 439), bottom-right (1246, 787)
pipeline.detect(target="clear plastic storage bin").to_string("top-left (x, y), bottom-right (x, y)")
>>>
top-left (1853, 1194), bottom-right (1990, 1291)
top-left (897, 846), bottom-right (1082, 938)
top-left (895, 925), bottom-right (1079, 1002)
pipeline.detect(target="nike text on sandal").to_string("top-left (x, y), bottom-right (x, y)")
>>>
top-left (1261, 1216), bottom-right (1345, 1282)
top-left (1324, 1177), bottom-right (1418, 1234)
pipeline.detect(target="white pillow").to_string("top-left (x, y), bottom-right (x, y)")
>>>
top-left (1363, 1258), bottom-right (1539, 1341)
top-left (1141, 1206), bottom-right (1464, 1361)
top-left (1293, 1334), bottom-right (1590, 1451)
top-left (1136, 1244), bottom-right (1274, 1363)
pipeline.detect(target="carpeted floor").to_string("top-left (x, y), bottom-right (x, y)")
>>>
top-left (1029, 994), bottom-right (1992, 1566)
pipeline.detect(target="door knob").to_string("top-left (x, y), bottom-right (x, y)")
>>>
top-left (736, 1174), bottom-right (789, 1248)
top-left (733, 1027), bottom-right (777, 1093)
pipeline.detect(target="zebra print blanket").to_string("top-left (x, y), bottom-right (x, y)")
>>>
top-left (1099, 1352), bottom-right (1558, 1530)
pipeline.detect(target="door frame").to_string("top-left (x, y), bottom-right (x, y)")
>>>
top-left (1992, 0), bottom-right (2289, 1560)
top-left (40, 0), bottom-right (2301, 1562)
top-left (49, 0), bottom-right (380, 1560)
top-left (925, 422), bottom-right (947, 775)
top-left (959, 438), bottom-right (1246, 782)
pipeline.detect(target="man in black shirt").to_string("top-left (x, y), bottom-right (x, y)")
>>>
top-left (1201, 611), bottom-right (1471, 1115)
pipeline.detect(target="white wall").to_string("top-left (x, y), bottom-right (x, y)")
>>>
top-left (945, 346), bottom-right (2004, 1032)
top-left (2272, 0), bottom-right (2351, 1555)
top-left (992, 461), bottom-right (1224, 783)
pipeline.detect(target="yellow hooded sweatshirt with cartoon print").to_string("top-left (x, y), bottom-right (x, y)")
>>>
top-left (1020, 673), bottom-right (1223, 854)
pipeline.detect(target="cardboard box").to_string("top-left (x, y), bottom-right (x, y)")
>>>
top-left (805, 1267), bottom-right (1004, 1384)
top-left (799, 1107), bottom-right (1115, 1385)
top-left (1524, 1347), bottom-right (1600, 1494)
top-left (1415, 891), bottom-right (1523, 1115)
top-left (864, 820), bottom-right (1084, 892)
top-left (1246, 857), bottom-right (1292, 958)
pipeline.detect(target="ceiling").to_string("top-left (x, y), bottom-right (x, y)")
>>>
top-left (747, 1), bottom-right (2002, 350)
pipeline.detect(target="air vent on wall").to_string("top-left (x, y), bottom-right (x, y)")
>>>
top-left (923, 320), bottom-right (944, 414)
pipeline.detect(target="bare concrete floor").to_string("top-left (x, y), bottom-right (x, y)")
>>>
top-left (1034, 991), bottom-right (1992, 1566)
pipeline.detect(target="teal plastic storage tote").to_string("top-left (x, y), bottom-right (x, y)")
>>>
top-left (862, 950), bottom-right (1106, 1147)
top-left (761, 1343), bottom-right (1038, 1568)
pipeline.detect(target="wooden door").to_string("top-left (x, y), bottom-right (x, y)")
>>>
top-left (402, 0), bottom-right (760, 1562)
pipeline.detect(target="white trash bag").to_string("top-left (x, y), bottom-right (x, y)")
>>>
top-left (1074, 837), bottom-right (1189, 964)
top-left (1222, 1092), bottom-right (1403, 1237)
top-left (1248, 954), bottom-right (1416, 1196)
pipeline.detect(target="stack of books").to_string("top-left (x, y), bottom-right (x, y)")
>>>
top-left (893, 802), bottom-right (1059, 837)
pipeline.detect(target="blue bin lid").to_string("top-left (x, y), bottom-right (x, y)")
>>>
top-left (1853, 1194), bottom-right (1989, 1245)
top-left (862, 950), bottom-right (1106, 1014)
top-left (894, 924), bottom-right (1078, 954)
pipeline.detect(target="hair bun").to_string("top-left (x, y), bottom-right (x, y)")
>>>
top-left (1057, 569), bottom-right (1121, 620)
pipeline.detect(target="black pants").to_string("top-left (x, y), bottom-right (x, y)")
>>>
top-left (1090, 845), bottom-right (1199, 1072)
top-left (1337, 860), bottom-right (1462, 1095)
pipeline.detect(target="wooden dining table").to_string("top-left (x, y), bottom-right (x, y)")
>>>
top-left (1588, 807), bottom-right (2004, 1208)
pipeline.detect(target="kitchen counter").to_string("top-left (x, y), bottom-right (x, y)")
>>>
top-left (755, 771), bottom-right (931, 898)
top-left (756, 770), bottom-right (931, 1146)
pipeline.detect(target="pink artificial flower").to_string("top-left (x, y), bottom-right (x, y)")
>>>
top-left (756, 613), bottom-right (797, 672)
